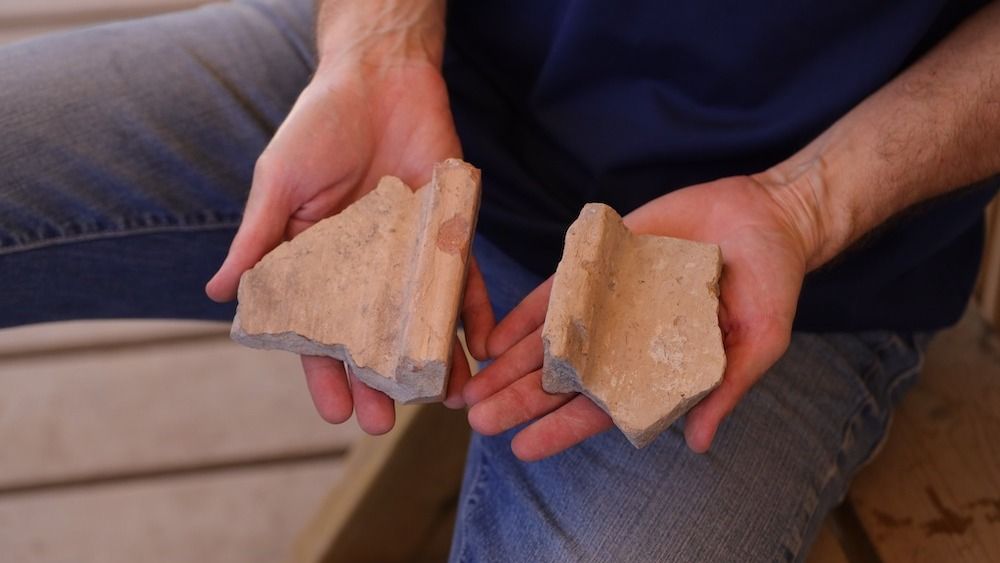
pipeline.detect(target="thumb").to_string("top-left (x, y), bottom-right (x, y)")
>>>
top-left (683, 323), bottom-right (790, 452)
top-left (622, 188), bottom-right (704, 238)
top-left (206, 176), bottom-right (291, 302)
top-left (461, 256), bottom-right (496, 361)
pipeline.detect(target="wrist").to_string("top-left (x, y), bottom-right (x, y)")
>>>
top-left (316, 1), bottom-right (446, 73)
top-left (754, 142), bottom-right (849, 272)
top-left (312, 54), bottom-right (443, 95)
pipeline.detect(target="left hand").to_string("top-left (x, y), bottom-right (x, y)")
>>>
top-left (462, 175), bottom-right (813, 460)
top-left (205, 60), bottom-right (493, 434)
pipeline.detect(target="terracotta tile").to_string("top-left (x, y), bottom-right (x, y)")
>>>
top-left (234, 160), bottom-right (481, 404)
top-left (543, 204), bottom-right (725, 448)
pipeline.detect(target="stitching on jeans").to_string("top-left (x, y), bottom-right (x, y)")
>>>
top-left (859, 342), bottom-right (925, 466)
top-left (776, 333), bottom-right (920, 562)
top-left (456, 436), bottom-right (491, 563)
top-left (787, 360), bottom-right (922, 562)
top-left (831, 332), bottom-right (900, 413)
top-left (0, 221), bottom-right (242, 257)
top-left (777, 343), bottom-right (886, 561)
top-left (848, 334), bottom-right (924, 470)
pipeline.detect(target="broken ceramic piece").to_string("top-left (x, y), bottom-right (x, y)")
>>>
top-left (231, 159), bottom-right (481, 404)
top-left (542, 204), bottom-right (726, 448)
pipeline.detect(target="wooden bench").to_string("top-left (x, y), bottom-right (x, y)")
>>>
top-left (0, 320), bottom-right (360, 561)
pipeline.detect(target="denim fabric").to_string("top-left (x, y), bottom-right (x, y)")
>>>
top-left (457, 238), bottom-right (926, 562)
top-left (0, 0), bottom-right (315, 326)
top-left (0, 3), bottom-right (926, 562)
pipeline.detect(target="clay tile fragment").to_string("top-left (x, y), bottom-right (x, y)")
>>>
top-left (542, 204), bottom-right (726, 448)
top-left (231, 159), bottom-right (481, 404)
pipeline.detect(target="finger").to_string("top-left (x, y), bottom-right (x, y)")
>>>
top-left (684, 325), bottom-right (790, 453)
top-left (467, 369), bottom-right (573, 435)
top-left (206, 169), bottom-right (291, 302)
top-left (510, 395), bottom-right (613, 462)
top-left (348, 367), bottom-right (396, 435)
top-left (302, 356), bottom-right (354, 424)
top-left (461, 256), bottom-right (495, 361)
top-left (621, 189), bottom-right (703, 238)
top-left (285, 216), bottom-right (314, 239)
top-left (682, 373), bottom-right (745, 454)
top-left (444, 336), bottom-right (472, 409)
top-left (463, 326), bottom-right (544, 406)
top-left (486, 277), bottom-right (553, 358)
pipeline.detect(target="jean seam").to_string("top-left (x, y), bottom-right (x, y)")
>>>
top-left (837, 332), bottom-right (902, 413)
top-left (777, 333), bottom-right (920, 562)
top-left (856, 339), bottom-right (925, 468)
top-left (0, 221), bottom-right (242, 257)
top-left (456, 439), bottom-right (491, 563)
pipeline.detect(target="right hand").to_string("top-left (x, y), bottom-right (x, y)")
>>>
top-left (464, 175), bottom-right (809, 459)
top-left (205, 59), bottom-right (494, 434)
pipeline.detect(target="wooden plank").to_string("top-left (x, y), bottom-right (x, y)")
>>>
top-left (292, 404), bottom-right (470, 563)
top-left (849, 308), bottom-right (1000, 562)
top-left (0, 319), bottom-right (227, 357)
top-left (0, 457), bottom-right (345, 563)
top-left (0, 336), bottom-right (359, 490)
top-left (806, 519), bottom-right (851, 563)
top-left (411, 503), bottom-right (459, 563)
top-left (976, 199), bottom-right (1000, 326)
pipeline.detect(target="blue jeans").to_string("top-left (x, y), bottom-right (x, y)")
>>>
top-left (462, 240), bottom-right (926, 562)
top-left (0, 2), bottom-right (926, 561)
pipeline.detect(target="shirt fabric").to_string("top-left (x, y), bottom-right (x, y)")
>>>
top-left (442, 0), bottom-right (999, 332)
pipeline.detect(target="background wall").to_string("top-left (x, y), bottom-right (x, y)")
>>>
top-left (0, 0), bottom-right (207, 44)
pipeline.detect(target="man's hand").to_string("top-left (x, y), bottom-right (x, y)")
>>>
top-left (463, 176), bottom-right (811, 460)
top-left (463, 0), bottom-right (1000, 460)
top-left (205, 0), bottom-right (494, 434)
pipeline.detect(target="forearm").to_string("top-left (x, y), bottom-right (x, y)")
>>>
top-left (315, 0), bottom-right (447, 71)
top-left (763, 0), bottom-right (1000, 271)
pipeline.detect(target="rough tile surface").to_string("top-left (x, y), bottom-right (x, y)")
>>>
top-left (542, 204), bottom-right (726, 448)
top-left (232, 159), bottom-right (481, 404)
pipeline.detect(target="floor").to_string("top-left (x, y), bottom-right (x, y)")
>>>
top-left (847, 307), bottom-right (1000, 562)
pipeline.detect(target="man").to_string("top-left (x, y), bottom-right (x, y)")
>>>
top-left (2, 0), bottom-right (998, 560)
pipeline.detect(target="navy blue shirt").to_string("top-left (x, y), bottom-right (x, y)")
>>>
top-left (443, 0), bottom-right (999, 331)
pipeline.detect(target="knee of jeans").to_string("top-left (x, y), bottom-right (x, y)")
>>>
top-left (0, 26), bottom-right (151, 170)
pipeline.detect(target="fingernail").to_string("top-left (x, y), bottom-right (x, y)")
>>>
top-left (444, 395), bottom-right (465, 409)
